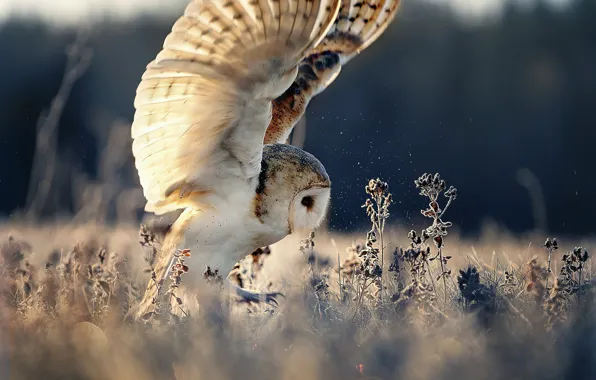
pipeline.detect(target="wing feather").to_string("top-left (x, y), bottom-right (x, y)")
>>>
top-left (264, 0), bottom-right (401, 144)
top-left (132, 0), bottom-right (341, 214)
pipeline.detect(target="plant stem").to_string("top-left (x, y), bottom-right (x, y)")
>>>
top-left (338, 251), bottom-right (342, 303)
top-left (424, 258), bottom-right (437, 291)
top-left (438, 248), bottom-right (448, 305)
top-left (578, 268), bottom-right (583, 306)
top-left (545, 248), bottom-right (552, 292)
top-left (351, 278), bottom-right (372, 321)
top-left (376, 194), bottom-right (384, 304)
top-left (439, 194), bottom-right (455, 219)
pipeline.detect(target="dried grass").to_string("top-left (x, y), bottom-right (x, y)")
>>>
top-left (1, 175), bottom-right (596, 379)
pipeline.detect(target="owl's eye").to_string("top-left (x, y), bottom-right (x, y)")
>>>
top-left (301, 195), bottom-right (315, 211)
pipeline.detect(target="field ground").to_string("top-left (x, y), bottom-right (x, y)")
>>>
top-left (1, 218), bottom-right (596, 380)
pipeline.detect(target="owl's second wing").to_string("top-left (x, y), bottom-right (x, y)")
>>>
top-left (132, 0), bottom-right (341, 215)
top-left (264, 0), bottom-right (401, 144)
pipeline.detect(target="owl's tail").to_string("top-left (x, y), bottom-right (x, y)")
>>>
top-left (135, 208), bottom-right (198, 321)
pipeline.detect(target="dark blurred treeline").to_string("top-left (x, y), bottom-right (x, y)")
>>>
top-left (0, 0), bottom-right (595, 236)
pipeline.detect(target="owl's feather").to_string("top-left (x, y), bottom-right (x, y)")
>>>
top-left (264, 0), bottom-right (401, 144)
top-left (132, 0), bottom-right (341, 215)
top-left (315, 0), bottom-right (402, 63)
top-left (135, 208), bottom-right (199, 320)
top-left (132, 0), bottom-right (341, 320)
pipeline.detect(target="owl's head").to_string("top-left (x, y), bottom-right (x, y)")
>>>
top-left (256, 144), bottom-right (331, 237)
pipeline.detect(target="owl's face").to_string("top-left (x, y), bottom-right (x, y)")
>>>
top-left (256, 144), bottom-right (331, 239)
top-left (288, 186), bottom-right (331, 233)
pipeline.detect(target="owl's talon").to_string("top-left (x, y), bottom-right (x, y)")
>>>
top-left (226, 279), bottom-right (285, 306)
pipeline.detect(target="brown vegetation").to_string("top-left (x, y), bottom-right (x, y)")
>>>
top-left (1, 174), bottom-right (595, 379)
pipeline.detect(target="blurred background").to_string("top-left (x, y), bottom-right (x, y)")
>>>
top-left (0, 0), bottom-right (594, 237)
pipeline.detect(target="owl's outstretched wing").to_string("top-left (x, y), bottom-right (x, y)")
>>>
top-left (133, 0), bottom-right (342, 320)
top-left (264, 0), bottom-right (401, 144)
top-left (132, 0), bottom-right (341, 215)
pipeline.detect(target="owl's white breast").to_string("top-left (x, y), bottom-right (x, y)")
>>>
top-left (177, 176), bottom-right (288, 279)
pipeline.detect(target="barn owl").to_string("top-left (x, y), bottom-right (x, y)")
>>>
top-left (132, 0), bottom-right (401, 319)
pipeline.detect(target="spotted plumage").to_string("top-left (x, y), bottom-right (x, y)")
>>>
top-left (265, 0), bottom-right (401, 144)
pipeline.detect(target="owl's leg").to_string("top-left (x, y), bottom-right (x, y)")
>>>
top-left (225, 278), bottom-right (285, 306)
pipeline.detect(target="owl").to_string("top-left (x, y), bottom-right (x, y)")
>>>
top-left (131, 0), bottom-right (401, 319)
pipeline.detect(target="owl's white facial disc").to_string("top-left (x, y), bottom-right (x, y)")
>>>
top-left (289, 186), bottom-right (331, 233)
